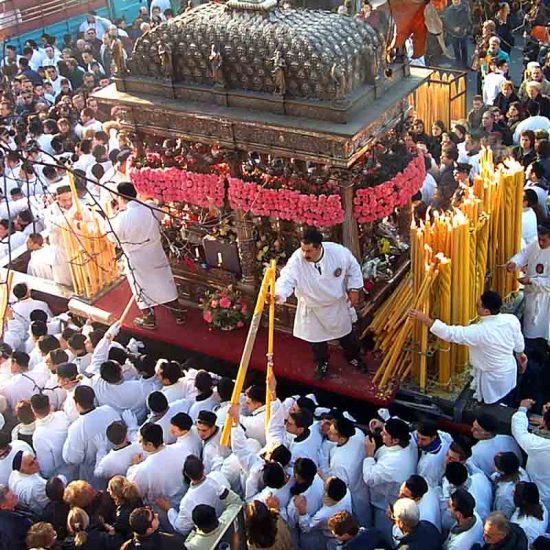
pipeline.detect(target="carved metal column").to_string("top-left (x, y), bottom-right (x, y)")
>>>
top-left (225, 150), bottom-right (257, 289)
top-left (333, 171), bottom-right (361, 260)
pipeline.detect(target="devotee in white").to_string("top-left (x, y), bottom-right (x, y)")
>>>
top-left (274, 228), bottom-right (365, 379)
top-left (507, 222), bottom-right (550, 342)
top-left (8, 451), bottom-right (50, 515)
top-left (107, 182), bottom-right (184, 330)
top-left (410, 290), bottom-right (526, 404)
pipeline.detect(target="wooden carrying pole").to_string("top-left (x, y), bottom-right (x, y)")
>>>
top-left (0, 270), bottom-right (14, 339)
top-left (221, 266), bottom-right (273, 447)
top-left (265, 260), bottom-right (277, 431)
top-left (118, 295), bottom-right (136, 324)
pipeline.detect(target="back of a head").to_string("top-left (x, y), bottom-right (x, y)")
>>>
top-left (485, 512), bottom-right (510, 539)
top-left (416, 419), bottom-right (438, 438)
top-left (100, 360), bottom-right (122, 384)
top-left (117, 181), bottom-right (137, 200)
top-left (270, 444), bottom-right (291, 468)
top-left (29, 309), bottom-right (48, 323)
top-left (333, 416), bottom-right (355, 439)
top-left (30, 320), bottom-right (48, 339)
top-left (11, 351), bottom-right (30, 370)
top-left (295, 396), bottom-right (316, 414)
top-left (192, 504), bottom-right (218, 533)
top-left (106, 421), bottom-right (127, 446)
top-left (301, 228), bottom-right (323, 246)
top-left (183, 455), bottom-right (204, 482)
top-left (13, 282), bottom-right (28, 300)
top-left (480, 290), bottom-right (502, 315)
top-left (129, 507), bottom-right (153, 536)
top-left (327, 510), bottom-right (359, 538)
top-left (262, 461), bottom-right (285, 489)
top-left (56, 362), bottom-right (78, 381)
top-left (445, 461), bottom-right (468, 486)
top-left (527, 99), bottom-right (541, 117)
top-left (37, 335), bottom-right (60, 355)
top-left (73, 385), bottom-right (95, 410)
top-left (159, 360), bottom-right (182, 384)
top-left (68, 333), bottom-right (86, 352)
top-left (194, 370), bottom-right (213, 393)
top-left (405, 475), bottom-right (428, 499)
top-left (30, 393), bottom-right (50, 416)
top-left (294, 457), bottom-right (317, 484)
top-left (246, 384), bottom-right (266, 405)
top-left (451, 488), bottom-right (475, 518)
top-left (393, 497), bottom-right (420, 530)
top-left (326, 476), bottom-right (347, 502)
top-left (140, 422), bottom-right (163, 448)
top-left (170, 412), bottom-right (192, 432)
top-left (216, 377), bottom-right (234, 402)
top-left (147, 391), bottom-right (168, 413)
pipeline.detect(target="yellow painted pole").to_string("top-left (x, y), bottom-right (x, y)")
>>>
top-left (221, 267), bottom-right (272, 446)
top-left (265, 260), bottom-right (277, 431)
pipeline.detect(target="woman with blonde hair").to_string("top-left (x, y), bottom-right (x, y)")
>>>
top-left (494, 80), bottom-right (519, 115)
top-left (65, 507), bottom-right (122, 550)
top-left (25, 521), bottom-right (58, 549)
top-left (107, 475), bottom-right (144, 538)
top-left (63, 480), bottom-right (116, 526)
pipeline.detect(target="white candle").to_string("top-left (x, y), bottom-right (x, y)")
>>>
top-left (217, 252), bottom-right (223, 266)
top-left (195, 248), bottom-right (200, 259)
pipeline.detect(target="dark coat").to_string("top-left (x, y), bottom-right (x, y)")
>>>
top-left (121, 531), bottom-right (187, 550)
top-left (0, 509), bottom-right (34, 550)
top-left (471, 522), bottom-right (528, 550)
top-left (396, 520), bottom-right (443, 550)
top-left (113, 498), bottom-right (144, 539)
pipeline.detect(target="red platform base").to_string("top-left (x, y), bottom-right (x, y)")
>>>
top-left (95, 282), bottom-right (396, 406)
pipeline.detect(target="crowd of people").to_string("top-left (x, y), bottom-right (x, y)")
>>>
top-left (0, 0), bottom-right (549, 549)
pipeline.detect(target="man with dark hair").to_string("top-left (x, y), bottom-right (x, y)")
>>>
top-left (445, 488), bottom-right (484, 548)
top-left (410, 290), bottom-right (526, 404)
top-left (363, 416), bottom-right (416, 539)
top-left (274, 228), bottom-right (365, 379)
top-left (415, 420), bottom-right (453, 488)
top-left (62, 385), bottom-right (120, 487)
top-left (328, 510), bottom-right (389, 549)
top-left (122, 506), bottom-right (183, 550)
top-left (108, 181), bottom-right (185, 329)
top-left (398, 474), bottom-right (440, 532)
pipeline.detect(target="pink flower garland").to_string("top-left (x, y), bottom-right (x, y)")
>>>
top-left (227, 178), bottom-right (345, 228)
top-left (353, 155), bottom-right (426, 224)
top-left (128, 165), bottom-right (225, 208)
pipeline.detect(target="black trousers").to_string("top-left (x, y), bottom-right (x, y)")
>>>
top-left (144, 299), bottom-right (184, 320)
top-left (310, 329), bottom-right (361, 365)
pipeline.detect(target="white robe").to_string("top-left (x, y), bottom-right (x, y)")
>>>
top-left (0, 440), bottom-right (34, 486)
top-left (33, 411), bottom-right (74, 480)
top-left (470, 435), bottom-right (522, 477)
top-left (510, 505), bottom-right (549, 546)
top-left (94, 441), bottom-right (143, 480)
top-left (430, 315), bottom-right (524, 404)
top-left (416, 430), bottom-right (454, 488)
top-left (171, 430), bottom-right (202, 463)
top-left (27, 246), bottom-right (55, 280)
top-left (286, 475), bottom-right (324, 528)
top-left (108, 200), bottom-right (178, 309)
top-left (275, 242), bottom-right (363, 342)
top-left (8, 471), bottom-right (49, 514)
top-left (127, 445), bottom-right (187, 507)
top-left (146, 398), bottom-right (192, 445)
top-left (444, 514), bottom-right (484, 550)
top-left (511, 241), bottom-right (550, 340)
top-left (62, 405), bottom-right (120, 488)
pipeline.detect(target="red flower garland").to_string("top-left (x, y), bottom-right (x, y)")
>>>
top-left (353, 155), bottom-right (426, 224)
top-left (227, 178), bottom-right (345, 228)
top-left (128, 165), bottom-right (225, 208)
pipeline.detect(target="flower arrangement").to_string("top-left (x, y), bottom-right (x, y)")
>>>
top-left (256, 233), bottom-right (287, 275)
top-left (353, 155), bottom-right (426, 224)
top-left (200, 285), bottom-right (250, 331)
top-left (129, 162), bottom-right (226, 208)
top-left (227, 177), bottom-right (344, 227)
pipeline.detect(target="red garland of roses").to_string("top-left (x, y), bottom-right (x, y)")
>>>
top-left (353, 155), bottom-right (426, 224)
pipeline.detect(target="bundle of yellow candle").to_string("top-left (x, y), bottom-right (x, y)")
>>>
top-left (61, 175), bottom-right (119, 299)
top-left (369, 149), bottom-right (524, 391)
top-left (408, 71), bottom-right (466, 131)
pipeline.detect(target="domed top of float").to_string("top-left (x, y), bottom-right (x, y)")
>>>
top-left (127, 0), bottom-right (389, 101)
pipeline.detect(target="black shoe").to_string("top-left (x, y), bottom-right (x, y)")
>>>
top-left (314, 362), bottom-right (329, 380)
top-left (133, 316), bottom-right (157, 330)
top-left (349, 358), bottom-right (367, 372)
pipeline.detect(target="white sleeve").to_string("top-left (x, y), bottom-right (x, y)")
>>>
top-left (510, 242), bottom-right (534, 268)
top-left (430, 319), bottom-right (484, 347)
top-left (362, 456), bottom-right (396, 486)
top-left (173, 499), bottom-right (194, 536)
top-left (33, 437), bottom-right (56, 479)
top-left (230, 425), bottom-right (260, 474)
top-left (345, 249), bottom-right (364, 290)
top-left (86, 335), bottom-right (111, 375)
top-left (62, 424), bottom-right (85, 465)
top-left (511, 409), bottom-right (549, 453)
top-left (275, 253), bottom-right (299, 302)
top-left (266, 399), bottom-right (286, 448)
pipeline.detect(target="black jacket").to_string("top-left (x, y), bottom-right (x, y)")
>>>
top-left (62, 526), bottom-right (124, 550)
top-left (0, 509), bottom-right (34, 550)
top-left (472, 522), bottom-right (528, 550)
top-left (397, 520), bottom-right (443, 550)
top-left (121, 531), bottom-right (187, 550)
top-left (113, 499), bottom-right (144, 539)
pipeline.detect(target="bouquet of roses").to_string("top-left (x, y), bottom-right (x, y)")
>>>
top-left (200, 285), bottom-right (250, 331)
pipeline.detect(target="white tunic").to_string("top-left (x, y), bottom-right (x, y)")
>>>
top-left (94, 441), bottom-right (143, 480)
top-left (511, 241), bottom-right (550, 340)
top-left (510, 505), bottom-right (549, 546)
top-left (146, 398), bottom-right (191, 445)
top-left (32, 411), bottom-right (73, 479)
top-left (470, 435), bottom-right (522, 477)
top-left (88, 376), bottom-right (147, 422)
top-left (188, 392), bottom-right (221, 423)
top-left (491, 467), bottom-right (530, 518)
top-left (511, 408), bottom-right (550, 506)
top-left (11, 298), bottom-right (52, 329)
top-left (286, 475), bottom-right (324, 528)
top-left (168, 475), bottom-right (225, 535)
top-left (416, 430), bottom-right (453, 488)
top-left (27, 246), bottom-right (55, 280)
top-left (275, 242), bottom-right (363, 342)
top-left (0, 440), bottom-right (34, 486)
top-left (127, 445), bottom-right (187, 507)
top-left (171, 430), bottom-right (202, 460)
top-left (62, 405), bottom-right (121, 487)
top-left (108, 200), bottom-right (178, 309)
top-left (298, 489), bottom-right (353, 537)
top-left (430, 315), bottom-right (524, 404)
top-left (363, 443), bottom-right (417, 510)
top-left (8, 471), bottom-right (49, 514)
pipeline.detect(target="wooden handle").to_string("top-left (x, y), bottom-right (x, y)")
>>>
top-left (119, 295), bottom-right (136, 324)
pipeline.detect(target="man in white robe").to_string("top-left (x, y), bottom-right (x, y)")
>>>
top-left (0, 434), bottom-right (34, 486)
top-left (410, 290), bottom-right (526, 404)
top-left (8, 451), bottom-right (49, 515)
top-left (107, 182), bottom-right (184, 329)
top-left (62, 385), bottom-right (120, 488)
top-left (274, 228), bottom-right (365, 379)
